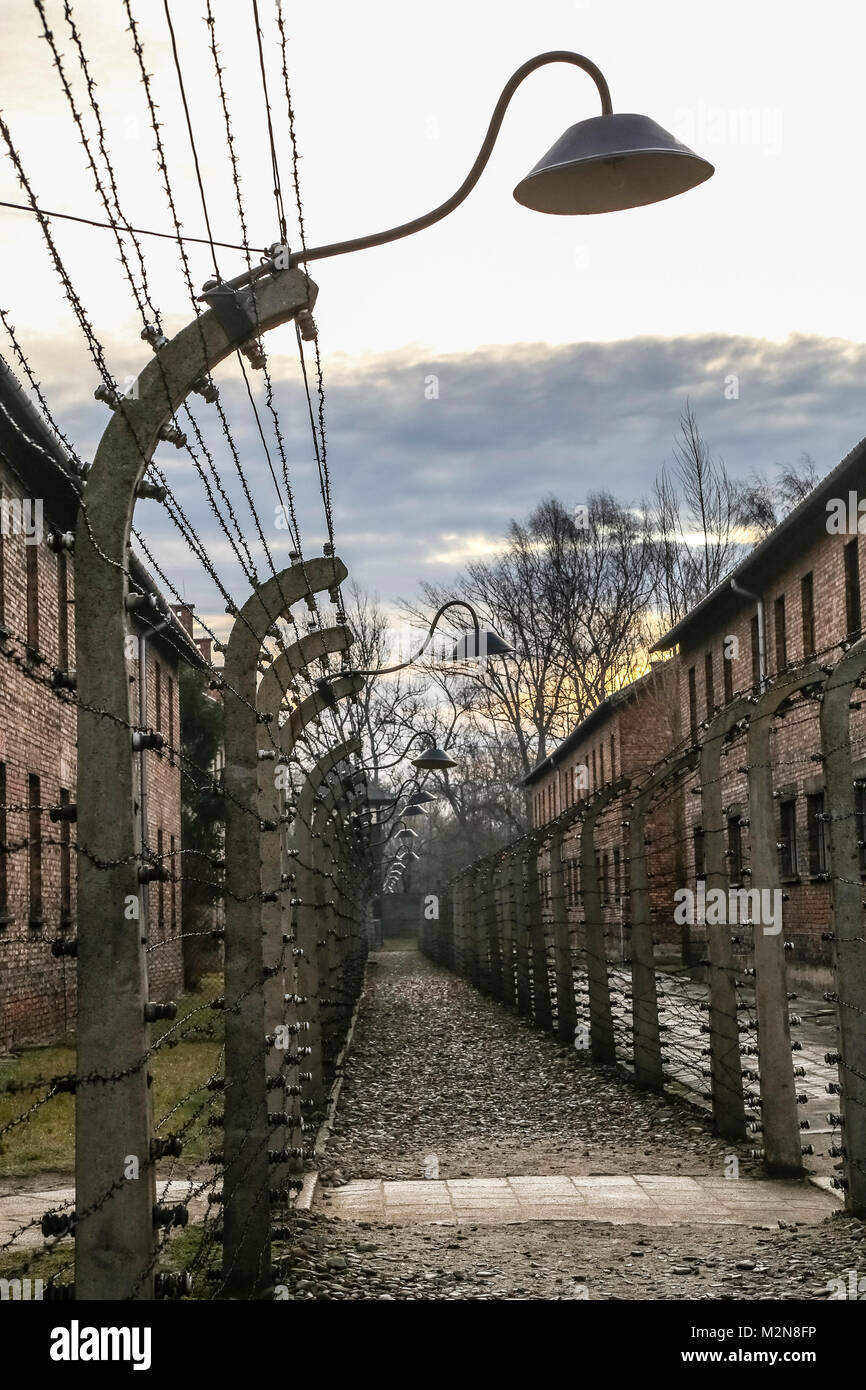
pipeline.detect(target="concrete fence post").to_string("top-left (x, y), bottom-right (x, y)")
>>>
top-left (549, 820), bottom-right (576, 1043)
top-left (583, 789), bottom-right (619, 1066)
top-left (498, 851), bottom-right (518, 1006)
top-left (221, 556), bottom-right (346, 1297)
top-left (513, 840), bottom-right (533, 1015)
top-left (484, 858), bottom-right (503, 998)
top-left (74, 261), bottom-right (316, 1300)
top-left (821, 642), bottom-right (866, 1214)
top-left (747, 667), bottom-right (821, 1174)
top-left (700, 703), bottom-right (750, 1141)
top-left (525, 832), bottom-right (553, 1029)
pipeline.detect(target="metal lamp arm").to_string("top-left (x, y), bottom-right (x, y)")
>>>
top-left (289, 51), bottom-right (612, 268)
top-left (342, 599), bottom-right (482, 679)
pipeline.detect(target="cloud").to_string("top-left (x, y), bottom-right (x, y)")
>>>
top-left (25, 331), bottom-right (866, 636)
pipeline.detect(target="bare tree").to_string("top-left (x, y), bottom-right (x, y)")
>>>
top-left (651, 401), bottom-right (744, 628)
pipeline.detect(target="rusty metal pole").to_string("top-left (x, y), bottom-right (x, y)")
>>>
top-left (74, 265), bottom-right (316, 1300)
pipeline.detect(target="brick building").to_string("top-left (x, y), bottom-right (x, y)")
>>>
top-left (0, 358), bottom-right (205, 1049)
top-left (651, 433), bottom-right (866, 967)
top-left (525, 660), bottom-right (681, 956)
top-left (524, 433), bottom-right (866, 969)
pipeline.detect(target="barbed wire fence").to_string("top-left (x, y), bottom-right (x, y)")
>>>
top-left (422, 633), bottom-right (866, 1217)
top-left (0, 0), bottom-right (378, 1300)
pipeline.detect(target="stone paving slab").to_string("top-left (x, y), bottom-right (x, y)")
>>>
top-left (319, 1174), bottom-right (840, 1226)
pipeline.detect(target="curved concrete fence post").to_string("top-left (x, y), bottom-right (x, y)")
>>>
top-left (483, 857), bottom-right (503, 997)
top-left (583, 786), bottom-right (621, 1066)
top-left (748, 663), bottom-right (823, 1174)
top-left (524, 830), bottom-right (553, 1029)
top-left (275, 736), bottom-right (359, 1190)
top-left (549, 815), bottom-right (576, 1043)
top-left (257, 625), bottom-right (354, 1041)
top-left (287, 689), bottom-right (364, 1108)
top-left (700, 700), bottom-right (752, 1141)
top-left (627, 758), bottom-right (691, 1088)
top-left (487, 852), bottom-right (507, 1001)
top-left (513, 839), bottom-right (534, 1015)
top-left (821, 639), bottom-right (866, 1214)
top-left (74, 260), bottom-right (316, 1300)
top-left (222, 555), bottom-right (346, 1296)
top-left (498, 849), bottom-right (519, 1006)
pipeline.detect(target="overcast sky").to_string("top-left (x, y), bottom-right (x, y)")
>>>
top-left (2, 0), bottom-right (864, 638)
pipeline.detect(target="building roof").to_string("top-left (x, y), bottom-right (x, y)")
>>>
top-left (523, 667), bottom-right (657, 787)
top-left (650, 431), bottom-right (866, 655)
top-left (0, 356), bottom-right (206, 671)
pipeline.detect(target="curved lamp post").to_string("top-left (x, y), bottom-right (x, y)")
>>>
top-left (316, 600), bottom-right (512, 698)
top-left (218, 49), bottom-right (713, 301)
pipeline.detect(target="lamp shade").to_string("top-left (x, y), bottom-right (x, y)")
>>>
top-left (513, 113), bottom-right (714, 215)
top-left (452, 628), bottom-right (513, 661)
top-left (401, 803), bottom-right (427, 817)
top-left (412, 745), bottom-right (457, 770)
top-left (397, 827), bottom-right (418, 840)
top-left (407, 790), bottom-right (437, 805)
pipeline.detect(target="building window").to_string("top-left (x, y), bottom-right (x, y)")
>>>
top-left (609, 734), bottom-right (616, 780)
top-left (688, 665), bottom-right (698, 739)
top-left (855, 781), bottom-right (866, 876)
top-left (774, 594), bottom-right (787, 671)
top-left (26, 543), bottom-right (39, 653)
top-left (778, 798), bottom-right (798, 879)
top-left (170, 833), bottom-right (177, 932)
top-left (599, 742), bottom-right (605, 785)
top-left (591, 747), bottom-right (597, 788)
top-left (704, 651), bottom-right (714, 718)
top-left (726, 815), bottom-right (743, 886)
top-left (613, 846), bottom-right (621, 901)
top-left (168, 675), bottom-right (175, 766)
top-left (0, 762), bottom-right (7, 923)
top-left (693, 825), bottom-right (706, 881)
top-left (59, 787), bottom-right (72, 925)
top-left (845, 538), bottom-right (861, 638)
top-left (57, 552), bottom-right (69, 670)
top-left (750, 615), bottom-right (761, 689)
top-left (806, 792), bottom-right (830, 876)
top-left (801, 572), bottom-right (815, 657)
top-left (157, 828), bottom-right (165, 935)
top-left (154, 660), bottom-right (162, 732)
top-left (28, 773), bottom-right (42, 927)
top-left (723, 647), bottom-right (733, 703)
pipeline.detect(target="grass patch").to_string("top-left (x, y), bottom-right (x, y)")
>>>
top-left (0, 976), bottom-right (224, 1179)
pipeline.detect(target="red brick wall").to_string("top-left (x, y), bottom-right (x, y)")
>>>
top-left (676, 526), bottom-right (866, 965)
top-left (0, 464), bottom-right (184, 1048)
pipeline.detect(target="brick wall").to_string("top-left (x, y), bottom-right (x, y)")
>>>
top-left (676, 524), bottom-right (866, 965)
top-left (0, 458), bottom-right (185, 1049)
top-left (527, 661), bottom-right (682, 957)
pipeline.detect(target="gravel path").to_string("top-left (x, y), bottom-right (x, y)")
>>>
top-left (282, 948), bottom-right (866, 1301)
top-left (322, 950), bottom-right (758, 1181)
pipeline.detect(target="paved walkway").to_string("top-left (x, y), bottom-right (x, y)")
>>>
top-left (320, 1173), bottom-right (837, 1226)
